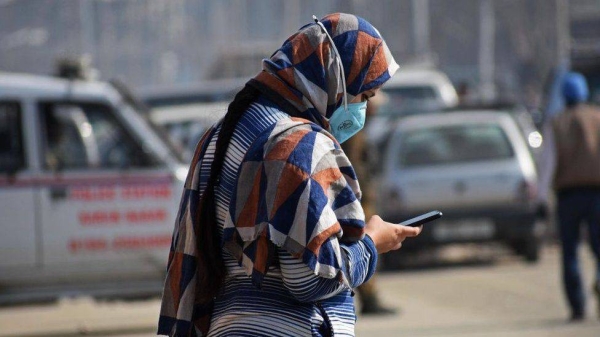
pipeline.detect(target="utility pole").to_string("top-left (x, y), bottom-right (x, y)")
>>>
top-left (556, 0), bottom-right (570, 65)
top-left (412, 0), bottom-right (430, 60)
top-left (478, 0), bottom-right (496, 102)
top-left (284, 0), bottom-right (301, 38)
top-left (79, 0), bottom-right (95, 59)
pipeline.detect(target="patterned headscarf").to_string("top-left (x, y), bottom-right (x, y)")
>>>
top-left (252, 13), bottom-right (399, 129)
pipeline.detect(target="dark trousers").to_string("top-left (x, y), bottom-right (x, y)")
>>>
top-left (557, 188), bottom-right (600, 315)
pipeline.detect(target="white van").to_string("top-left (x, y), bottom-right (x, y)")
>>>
top-left (0, 72), bottom-right (187, 303)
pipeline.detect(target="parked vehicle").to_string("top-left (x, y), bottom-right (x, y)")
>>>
top-left (148, 101), bottom-right (228, 161)
top-left (378, 111), bottom-right (543, 264)
top-left (446, 103), bottom-right (544, 161)
top-left (0, 72), bottom-right (187, 304)
top-left (138, 78), bottom-right (244, 161)
top-left (138, 77), bottom-right (244, 108)
top-left (365, 68), bottom-right (459, 169)
top-left (379, 68), bottom-right (459, 116)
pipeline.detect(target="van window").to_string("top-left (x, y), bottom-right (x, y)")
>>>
top-left (399, 124), bottom-right (514, 167)
top-left (0, 102), bottom-right (25, 173)
top-left (40, 102), bottom-right (160, 170)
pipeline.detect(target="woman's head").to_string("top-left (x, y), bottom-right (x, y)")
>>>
top-left (253, 13), bottom-right (399, 129)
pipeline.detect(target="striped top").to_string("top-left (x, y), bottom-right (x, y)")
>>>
top-left (208, 96), bottom-right (378, 336)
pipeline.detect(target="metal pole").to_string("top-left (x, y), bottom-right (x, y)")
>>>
top-left (556, 0), bottom-right (570, 65)
top-left (412, 0), bottom-right (430, 58)
top-left (79, 0), bottom-right (95, 59)
top-left (284, 0), bottom-right (301, 39)
top-left (478, 0), bottom-right (496, 102)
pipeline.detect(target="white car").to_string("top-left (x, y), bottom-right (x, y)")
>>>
top-left (380, 68), bottom-right (458, 115)
top-left (378, 111), bottom-right (543, 262)
top-left (148, 101), bottom-right (229, 161)
top-left (139, 78), bottom-right (245, 161)
top-left (365, 68), bottom-right (459, 164)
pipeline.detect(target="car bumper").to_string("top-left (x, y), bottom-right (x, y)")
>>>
top-left (383, 207), bottom-right (539, 248)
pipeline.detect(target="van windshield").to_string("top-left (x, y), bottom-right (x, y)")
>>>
top-left (399, 124), bottom-right (514, 167)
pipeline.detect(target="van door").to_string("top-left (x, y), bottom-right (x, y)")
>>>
top-left (37, 100), bottom-right (177, 283)
top-left (0, 101), bottom-right (37, 269)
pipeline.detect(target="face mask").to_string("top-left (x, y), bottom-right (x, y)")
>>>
top-left (313, 15), bottom-right (367, 144)
top-left (328, 101), bottom-right (367, 144)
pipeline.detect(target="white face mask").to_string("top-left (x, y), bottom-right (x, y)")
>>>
top-left (313, 15), bottom-right (366, 144)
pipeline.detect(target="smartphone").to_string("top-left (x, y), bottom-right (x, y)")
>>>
top-left (398, 210), bottom-right (443, 227)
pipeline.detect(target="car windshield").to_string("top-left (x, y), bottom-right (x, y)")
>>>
top-left (379, 86), bottom-right (441, 116)
top-left (399, 124), bottom-right (514, 167)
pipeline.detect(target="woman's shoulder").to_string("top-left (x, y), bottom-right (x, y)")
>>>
top-left (264, 118), bottom-right (342, 164)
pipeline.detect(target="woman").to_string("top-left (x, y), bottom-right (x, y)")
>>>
top-left (158, 13), bottom-right (421, 337)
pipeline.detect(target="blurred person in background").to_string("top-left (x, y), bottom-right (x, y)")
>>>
top-left (158, 13), bottom-right (422, 336)
top-left (549, 72), bottom-right (600, 322)
top-left (342, 94), bottom-right (396, 315)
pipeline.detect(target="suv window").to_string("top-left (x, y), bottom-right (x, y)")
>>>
top-left (40, 102), bottom-right (160, 170)
top-left (399, 124), bottom-right (514, 167)
top-left (0, 102), bottom-right (25, 173)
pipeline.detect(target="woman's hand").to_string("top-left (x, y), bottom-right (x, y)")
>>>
top-left (364, 215), bottom-right (422, 254)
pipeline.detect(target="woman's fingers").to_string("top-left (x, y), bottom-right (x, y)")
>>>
top-left (365, 215), bottom-right (424, 253)
top-left (399, 225), bottom-right (422, 238)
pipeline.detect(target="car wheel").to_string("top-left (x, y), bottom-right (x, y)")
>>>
top-left (510, 238), bottom-right (540, 263)
top-left (523, 238), bottom-right (540, 263)
top-left (511, 238), bottom-right (540, 263)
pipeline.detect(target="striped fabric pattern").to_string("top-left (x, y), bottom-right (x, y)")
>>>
top-left (223, 116), bottom-right (366, 287)
top-left (159, 98), bottom-right (377, 336)
top-left (212, 99), bottom-right (377, 336)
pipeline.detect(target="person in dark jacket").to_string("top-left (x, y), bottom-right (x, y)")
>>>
top-left (551, 72), bottom-right (600, 321)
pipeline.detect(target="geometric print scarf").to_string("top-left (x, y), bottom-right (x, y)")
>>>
top-left (253, 13), bottom-right (399, 130)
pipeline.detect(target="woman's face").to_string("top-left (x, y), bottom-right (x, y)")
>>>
top-left (350, 88), bottom-right (380, 104)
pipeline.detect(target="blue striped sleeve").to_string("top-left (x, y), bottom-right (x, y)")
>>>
top-left (278, 246), bottom-right (346, 302)
top-left (278, 237), bottom-right (377, 302)
top-left (341, 235), bottom-right (378, 288)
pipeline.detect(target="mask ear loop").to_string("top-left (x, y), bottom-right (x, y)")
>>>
top-left (313, 15), bottom-right (348, 112)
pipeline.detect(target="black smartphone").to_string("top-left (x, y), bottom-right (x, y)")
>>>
top-left (398, 210), bottom-right (443, 227)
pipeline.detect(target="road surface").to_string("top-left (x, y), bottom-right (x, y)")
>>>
top-left (1, 244), bottom-right (598, 337)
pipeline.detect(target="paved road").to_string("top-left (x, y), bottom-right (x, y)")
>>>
top-left (356, 245), bottom-right (599, 337)
top-left (1, 244), bottom-right (598, 337)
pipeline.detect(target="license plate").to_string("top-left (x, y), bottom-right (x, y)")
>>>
top-left (432, 219), bottom-right (495, 242)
